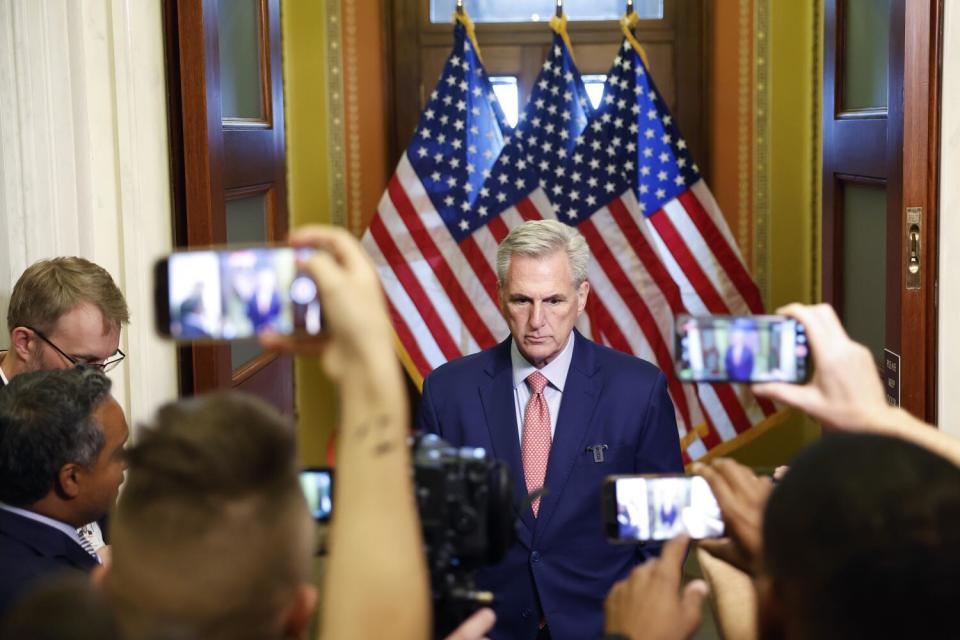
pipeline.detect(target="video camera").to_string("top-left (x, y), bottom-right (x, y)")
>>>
top-left (412, 433), bottom-right (515, 638)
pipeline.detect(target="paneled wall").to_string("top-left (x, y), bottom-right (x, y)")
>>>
top-left (0, 0), bottom-right (177, 427)
top-left (938, 1), bottom-right (959, 438)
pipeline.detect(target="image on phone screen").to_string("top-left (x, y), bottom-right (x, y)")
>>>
top-left (299, 468), bottom-right (333, 522)
top-left (156, 247), bottom-right (321, 340)
top-left (675, 315), bottom-right (809, 383)
top-left (609, 475), bottom-right (723, 542)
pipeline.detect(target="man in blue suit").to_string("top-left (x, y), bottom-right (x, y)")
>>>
top-left (723, 322), bottom-right (756, 382)
top-left (417, 220), bottom-right (683, 640)
top-left (0, 367), bottom-right (128, 616)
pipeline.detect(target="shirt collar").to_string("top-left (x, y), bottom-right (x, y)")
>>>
top-left (0, 352), bottom-right (9, 386)
top-left (0, 503), bottom-right (85, 549)
top-left (511, 332), bottom-right (576, 392)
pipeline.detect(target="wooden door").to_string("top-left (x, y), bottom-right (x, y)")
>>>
top-left (387, 0), bottom-right (708, 179)
top-left (164, 0), bottom-right (293, 414)
top-left (822, 0), bottom-right (942, 419)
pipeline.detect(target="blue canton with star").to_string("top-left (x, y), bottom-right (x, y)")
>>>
top-left (467, 33), bottom-right (593, 230)
top-left (405, 23), bottom-right (511, 242)
top-left (554, 40), bottom-right (700, 223)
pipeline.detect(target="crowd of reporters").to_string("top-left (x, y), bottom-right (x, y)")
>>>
top-left (0, 225), bottom-right (958, 639)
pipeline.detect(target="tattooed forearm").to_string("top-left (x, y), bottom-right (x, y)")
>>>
top-left (349, 413), bottom-right (402, 457)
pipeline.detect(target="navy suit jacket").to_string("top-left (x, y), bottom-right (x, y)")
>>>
top-left (417, 330), bottom-right (683, 640)
top-left (0, 508), bottom-right (99, 617)
top-left (724, 345), bottom-right (755, 382)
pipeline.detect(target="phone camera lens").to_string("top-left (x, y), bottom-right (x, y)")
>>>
top-left (290, 276), bottom-right (318, 305)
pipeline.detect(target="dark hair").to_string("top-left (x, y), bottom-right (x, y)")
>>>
top-left (0, 575), bottom-right (122, 640)
top-left (108, 391), bottom-right (309, 640)
top-left (0, 368), bottom-right (111, 506)
top-left (763, 433), bottom-right (960, 639)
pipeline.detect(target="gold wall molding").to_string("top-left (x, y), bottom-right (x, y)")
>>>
top-left (325, 0), bottom-right (348, 228)
top-left (342, 0), bottom-right (363, 234)
top-left (810, 0), bottom-right (822, 302)
top-left (737, 0), bottom-right (752, 268)
top-left (753, 0), bottom-right (771, 304)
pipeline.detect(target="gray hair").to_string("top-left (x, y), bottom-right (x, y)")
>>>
top-left (0, 367), bottom-right (111, 506)
top-left (496, 219), bottom-right (590, 286)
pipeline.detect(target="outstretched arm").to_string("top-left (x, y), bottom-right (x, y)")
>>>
top-left (263, 226), bottom-right (430, 640)
top-left (753, 303), bottom-right (960, 467)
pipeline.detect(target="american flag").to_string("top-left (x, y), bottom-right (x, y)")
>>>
top-left (552, 37), bottom-right (777, 460)
top-left (362, 18), bottom-right (777, 461)
top-left (362, 17), bottom-right (512, 372)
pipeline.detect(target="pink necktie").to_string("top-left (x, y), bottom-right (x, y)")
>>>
top-left (521, 371), bottom-right (551, 517)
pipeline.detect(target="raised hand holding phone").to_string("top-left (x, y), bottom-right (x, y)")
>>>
top-left (693, 458), bottom-right (773, 576)
top-left (154, 246), bottom-right (322, 341)
top-left (675, 314), bottom-right (810, 384)
top-left (751, 303), bottom-right (960, 468)
top-left (751, 303), bottom-right (888, 429)
top-left (258, 226), bottom-right (397, 381)
top-left (603, 475), bottom-right (725, 543)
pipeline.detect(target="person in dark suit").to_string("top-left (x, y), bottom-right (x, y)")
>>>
top-left (417, 219), bottom-right (684, 640)
top-left (0, 257), bottom-right (129, 558)
top-left (0, 367), bottom-right (128, 616)
top-left (723, 322), bottom-right (756, 382)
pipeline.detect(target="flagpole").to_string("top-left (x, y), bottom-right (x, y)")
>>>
top-left (555, 0), bottom-right (562, 18)
top-left (626, 0), bottom-right (633, 15)
top-left (456, 0), bottom-right (464, 15)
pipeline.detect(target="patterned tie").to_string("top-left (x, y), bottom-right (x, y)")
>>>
top-left (75, 529), bottom-right (100, 562)
top-left (521, 371), bottom-right (552, 517)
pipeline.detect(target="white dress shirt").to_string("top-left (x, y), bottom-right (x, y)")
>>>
top-left (511, 334), bottom-right (576, 442)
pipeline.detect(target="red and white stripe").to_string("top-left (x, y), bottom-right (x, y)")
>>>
top-left (364, 158), bottom-right (775, 461)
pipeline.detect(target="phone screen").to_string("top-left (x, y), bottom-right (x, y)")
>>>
top-left (605, 475), bottom-right (723, 542)
top-left (299, 468), bottom-right (333, 522)
top-left (154, 247), bottom-right (321, 341)
top-left (675, 314), bottom-right (810, 383)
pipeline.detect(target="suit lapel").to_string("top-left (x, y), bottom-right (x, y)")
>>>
top-left (0, 509), bottom-right (98, 571)
top-left (534, 331), bottom-right (601, 535)
top-left (479, 339), bottom-right (536, 538)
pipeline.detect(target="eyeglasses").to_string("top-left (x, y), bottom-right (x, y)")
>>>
top-left (25, 326), bottom-right (126, 373)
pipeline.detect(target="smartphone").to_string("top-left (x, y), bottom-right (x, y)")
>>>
top-left (299, 468), bottom-right (333, 522)
top-left (154, 246), bottom-right (322, 341)
top-left (675, 314), bottom-right (810, 383)
top-left (603, 475), bottom-right (724, 543)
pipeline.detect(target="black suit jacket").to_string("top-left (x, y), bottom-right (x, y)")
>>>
top-left (0, 508), bottom-right (99, 617)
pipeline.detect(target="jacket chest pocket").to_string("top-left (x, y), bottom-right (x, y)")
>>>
top-left (574, 444), bottom-right (632, 469)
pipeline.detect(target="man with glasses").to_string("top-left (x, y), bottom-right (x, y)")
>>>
top-left (0, 256), bottom-right (129, 558)
top-left (1, 257), bottom-right (128, 383)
